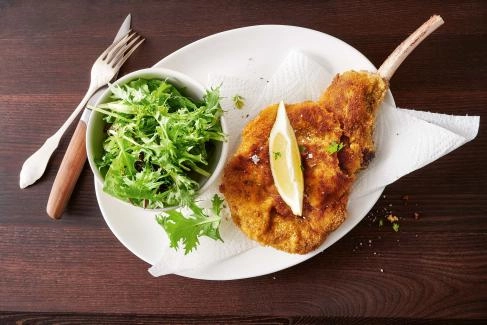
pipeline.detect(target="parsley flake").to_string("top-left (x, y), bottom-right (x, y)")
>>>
top-left (273, 151), bottom-right (282, 160)
top-left (326, 141), bottom-right (345, 154)
top-left (392, 223), bottom-right (400, 232)
top-left (211, 194), bottom-right (225, 216)
top-left (232, 94), bottom-right (245, 109)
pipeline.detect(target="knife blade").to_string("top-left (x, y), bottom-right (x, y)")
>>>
top-left (46, 14), bottom-right (133, 219)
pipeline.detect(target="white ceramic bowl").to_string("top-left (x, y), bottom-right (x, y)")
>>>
top-left (86, 67), bottom-right (228, 209)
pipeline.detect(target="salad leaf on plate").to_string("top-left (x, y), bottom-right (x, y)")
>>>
top-left (156, 194), bottom-right (224, 255)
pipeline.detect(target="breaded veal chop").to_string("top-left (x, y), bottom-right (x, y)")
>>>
top-left (220, 16), bottom-right (444, 254)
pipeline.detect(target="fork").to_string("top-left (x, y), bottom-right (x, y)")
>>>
top-left (19, 30), bottom-right (144, 190)
top-left (20, 30), bottom-right (143, 218)
top-left (44, 30), bottom-right (144, 219)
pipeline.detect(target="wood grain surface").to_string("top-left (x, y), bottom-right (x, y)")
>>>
top-left (0, 0), bottom-right (486, 323)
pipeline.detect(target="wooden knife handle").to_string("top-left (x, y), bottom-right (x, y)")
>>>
top-left (47, 120), bottom-right (87, 219)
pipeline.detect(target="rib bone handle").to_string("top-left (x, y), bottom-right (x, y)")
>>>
top-left (378, 15), bottom-right (444, 81)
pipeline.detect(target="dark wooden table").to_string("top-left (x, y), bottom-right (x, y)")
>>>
top-left (1, 1), bottom-right (486, 324)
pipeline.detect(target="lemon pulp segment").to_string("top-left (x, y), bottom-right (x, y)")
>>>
top-left (269, 101), bottom-right (304, 216)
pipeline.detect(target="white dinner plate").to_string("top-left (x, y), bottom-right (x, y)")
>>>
top-left (94, 25), bottom-right (394, 280)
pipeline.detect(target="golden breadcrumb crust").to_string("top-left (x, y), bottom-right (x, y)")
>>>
top-left (220, 71), bottom-right (388, 254)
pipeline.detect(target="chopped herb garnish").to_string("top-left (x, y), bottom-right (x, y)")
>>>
top-left (379, 219), bottom-right (384, 227)
top-left (298, 145), bottom-right (306, 153)
top-left (392, 223), bottom-right (400, 232)
top-left (211, 194), bottom-right (225, 216)
top-left (232, 94), bottom-right (245, 109)
top-left (273, 151), bottom-right (282, 160)
top-left (326, 141), bottom-right (345, 154)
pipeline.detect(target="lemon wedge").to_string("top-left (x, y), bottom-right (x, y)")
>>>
top-left (269, 101), bottom-right (304, 216)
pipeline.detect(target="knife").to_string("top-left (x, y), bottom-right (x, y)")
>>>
top-left (46, 14), bottom-right (132, 219)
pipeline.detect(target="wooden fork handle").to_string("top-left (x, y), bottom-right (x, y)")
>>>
top-left (47, 120), bottom-right (87, 219)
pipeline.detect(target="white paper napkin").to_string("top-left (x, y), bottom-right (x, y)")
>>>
top-left (149, 51), bottom-right (479, 277)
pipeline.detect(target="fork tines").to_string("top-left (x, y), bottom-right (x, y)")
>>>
top-left (101, 30), bottom-right (145, 68)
